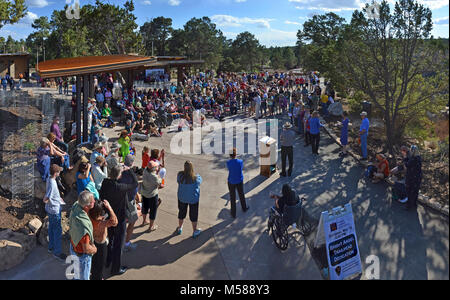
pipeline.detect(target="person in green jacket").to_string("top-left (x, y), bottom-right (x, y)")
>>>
top-left (68, 191), bottom-right (96, 280)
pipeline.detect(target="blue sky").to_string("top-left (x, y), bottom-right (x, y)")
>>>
top-left (1, 0), bottom-right (449, 47)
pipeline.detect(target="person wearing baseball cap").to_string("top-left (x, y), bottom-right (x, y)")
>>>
top-left (359, 111), bottom-right (370, 161)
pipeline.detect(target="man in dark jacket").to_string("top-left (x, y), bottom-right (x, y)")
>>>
top-left (405, 145), bottom-right (422, 211)
top-left (100, 165), bottom-right (138, 276)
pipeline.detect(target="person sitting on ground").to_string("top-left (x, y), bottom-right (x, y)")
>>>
top-left (372, 154), bottom-right (390, 184)
top-left (37, 138), bottom-right (55, 182)
top-left (270, 184), bottom-right (300, 215)
top-left (125, 119), bottom-right (135, 136)
top-left (90, 142), bottom-right (105, 166)
top-left (47, 133), bottom-right (71, 171)
top-left (92, 155), bottom-right (108, 191)
top-left (134, 113), bottom-right (145, 133)
top-left (50, 116), bottom-right (68, 153)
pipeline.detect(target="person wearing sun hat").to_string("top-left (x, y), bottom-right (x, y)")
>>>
top-left (280, 121), bottom-right (295, 177)
top-left (106, 142), bottom-right (120, 174)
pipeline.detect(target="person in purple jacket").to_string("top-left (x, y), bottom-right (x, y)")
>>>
top-left (227, 148), bottom-right (249, 218)
top-left (50, 116), bottom-right (68, 153)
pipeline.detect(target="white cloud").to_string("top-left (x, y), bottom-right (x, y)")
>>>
top-left (418, 0), bottom-right (449, 9)
top-left (26, 0), bottom-right (50, 8)
top-left (142, 0), bottom-right (151, 5)
top-left (434, 16), bottom-right (449, 25)
top-left (168, 0), bottom-right (181, 6)
top-left (235, 0), bottom-right (247, 2)
top-left (285, 20), bottom-right (302, 25)
top-left (19, 12), bottom-right (39, 25)
top-left (257, 29), bottom-right (298, 47)
top-left (291, 0), bottom-right (449, 12)
top-left (211, 15), bottom-right (275, 29)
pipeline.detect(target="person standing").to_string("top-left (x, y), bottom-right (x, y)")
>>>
top-left (359, 111), bottom-right (370, 161)
top-left (119, 155), bottom-right (141, 251)
top-left (405, 145), bottom-right (422, 211)
top-left (176, 161), bottom-right (203, 238)
top-left (309, 111), bottom-right (325, 155)
top-left (339, 112), bottom-right (350, 157)
top-left (303, 107), bottom-right (311, 147)
top-left (280, 122), bottom-right (296, 177)
top-left (140, 161), bottom-right (163, 232)
top-left (227, 148), bottom-right (249, 218)
top-left (89, 200), bottom-right (118, 281)
top-left (100, 165), bottom-right (138, 276)
top-left (43, 164), bottom-right (67, 261)
top-left (68, 191), bottom-right (97, 280)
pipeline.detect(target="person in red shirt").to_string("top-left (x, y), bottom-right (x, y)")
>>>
top-left (372, 154), bottom-right (390, 183)
top-left (142, 146), bottom-right (150, 173)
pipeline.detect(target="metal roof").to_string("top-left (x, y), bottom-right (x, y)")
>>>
top-left (0, 53), bottom-right (30, 57)
top-left (37, 55), bottom-right (204, 78)
top-left (37, 55), bottom-right (157, 78)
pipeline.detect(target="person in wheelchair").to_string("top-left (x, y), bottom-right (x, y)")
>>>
top-left (270, 184), bottom-right (300, 215)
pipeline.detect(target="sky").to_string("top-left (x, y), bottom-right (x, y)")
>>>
top-left (1, 0), bottom-right (449, 47)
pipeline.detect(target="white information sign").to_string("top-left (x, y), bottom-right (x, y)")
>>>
top-left (315, 203), bottom-right (362, 280)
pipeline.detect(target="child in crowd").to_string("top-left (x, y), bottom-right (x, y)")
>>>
top-left (43, 164), bottom-right (67, 261)
top-left (141, 146), bottom-right (150, 175)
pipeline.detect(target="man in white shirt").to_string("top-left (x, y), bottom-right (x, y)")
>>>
top-left (92, 155), bottom-right (108, 191)
top-left (254, 92), bottom-right (262, 120)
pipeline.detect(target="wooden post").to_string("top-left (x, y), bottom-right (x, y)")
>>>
top-left (76, 76), bottom-right (82, 146)
top-left (89, 74), bottom-right (94, 98)
top-left (83, 74), bottom-right (89, 143)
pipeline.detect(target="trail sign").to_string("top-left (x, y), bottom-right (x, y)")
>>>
top-left (314, 203), bottom-right (362, 280)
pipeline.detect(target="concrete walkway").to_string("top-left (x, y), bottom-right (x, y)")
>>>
top-left (0, 111), bottom-right (448, 280)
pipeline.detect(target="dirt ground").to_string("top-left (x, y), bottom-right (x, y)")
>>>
top-left (327, 116), bottom-right (449, 207)
top-left (0, 195), bottom-right (41, 231)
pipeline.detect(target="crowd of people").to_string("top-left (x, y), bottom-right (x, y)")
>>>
top-left (34, 69), bottom-right (424, 280)
top-left (0, 72), bottom-right (24, 90)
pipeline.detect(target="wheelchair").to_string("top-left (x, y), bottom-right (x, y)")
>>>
top-left (267, 198), bottom-right (314, 251)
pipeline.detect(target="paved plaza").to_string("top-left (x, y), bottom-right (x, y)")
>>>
top-left (0, 105), bottom-right (448, 280)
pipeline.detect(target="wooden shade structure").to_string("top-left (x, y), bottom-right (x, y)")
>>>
top-left (37, 55), bottom-right (204, 145)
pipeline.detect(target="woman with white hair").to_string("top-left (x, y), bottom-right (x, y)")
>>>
top-left (404, 145), bottom-right (422, 211)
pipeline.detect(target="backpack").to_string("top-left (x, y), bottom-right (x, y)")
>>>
top-left (392, 182), bottom-right (407, 201)
top-left (365, 165), bottom-right (376, 178)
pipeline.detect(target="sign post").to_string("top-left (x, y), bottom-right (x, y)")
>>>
top-left (314, 203), bottom-right (362, 280)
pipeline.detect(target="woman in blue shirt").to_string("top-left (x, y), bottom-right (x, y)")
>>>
top-left (176, 161), bottom-right (203, 238)
top-left (227, 148), bottom-right (249, 218)
top-left (76, 162), bottom-right (94, 195)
